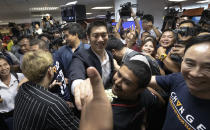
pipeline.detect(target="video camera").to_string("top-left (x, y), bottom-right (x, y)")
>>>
top-left (119, 2), bottom-right (132, 19)
top-left (174, 27), bottom-right (197, 37)
top-left (42, 16), bottom-right (53, 22)
top-left (200, 9), bottom-right (210, 25)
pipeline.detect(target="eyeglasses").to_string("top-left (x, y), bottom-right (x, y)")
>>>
top-left (91, 33), bottom-right (108, 39)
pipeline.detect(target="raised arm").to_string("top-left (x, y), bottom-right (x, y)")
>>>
top-left (131, 8), bottom-right (141, 34)
top-left (113, 18), bottom-right (123, 39)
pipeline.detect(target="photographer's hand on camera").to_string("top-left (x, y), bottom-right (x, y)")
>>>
top-left (157, 47), bottom-right (181, 73)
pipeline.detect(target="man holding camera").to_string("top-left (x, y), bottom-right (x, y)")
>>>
top-left (141, 14), bottom-right (162, 41)
top-left (114, 7), bottom-right (141, 52)
top-left (42, 14), bottom-right (54, 31)
top-left (157, 20), bottom-right (196, 73)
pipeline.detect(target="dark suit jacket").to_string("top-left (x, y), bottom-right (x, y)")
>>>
top-left (68, 47), bottom-right (115, 89)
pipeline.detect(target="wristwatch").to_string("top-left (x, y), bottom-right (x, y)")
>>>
top-left (159, 53), bottom-right (167, 61)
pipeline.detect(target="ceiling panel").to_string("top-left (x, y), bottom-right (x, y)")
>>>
top-left (0, 0), bottom-right (207, 24)
top-left (0, 0), bottom-right (114, 23)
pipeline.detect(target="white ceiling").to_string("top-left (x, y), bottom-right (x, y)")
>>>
top-left (0, 0), bottom-right (114, 23)
top-left (0, 0), bottom-right (208, 24)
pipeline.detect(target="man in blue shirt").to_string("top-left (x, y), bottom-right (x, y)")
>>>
top-left (54, 23), bottom-right (89, 78)
top-left (149, 34), bottom-right (210, 130)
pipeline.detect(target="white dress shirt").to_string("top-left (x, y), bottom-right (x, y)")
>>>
top-left (71, 51), bottom-right (111, 95)
top-left (0, 73), bottom-right (24, 113)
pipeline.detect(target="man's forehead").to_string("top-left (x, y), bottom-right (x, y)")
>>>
top-left (189, 43), bottom-right (210, 53)
top-left (20, 38), bottom-right (29, 42)
top-left (163, 31), bottom-right (173, 36)
top-left (184, 43), bottom-right (210, 60)
top-left (0, 59), bottom-right (8, 65)
top-left (91, 26), bottom-right (107, 33)
top-left (179, 23), bottom-right (194, 28)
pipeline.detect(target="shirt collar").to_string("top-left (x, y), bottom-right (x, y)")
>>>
top-left (0, 74), bottom-right (18, 88)
top-left (91, 48), bottom-right (109, 65)
top-left (24, 81), bottom-right (48, 91)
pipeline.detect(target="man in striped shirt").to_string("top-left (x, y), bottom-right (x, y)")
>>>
top-left (13, 50), bottom-right (79, 130)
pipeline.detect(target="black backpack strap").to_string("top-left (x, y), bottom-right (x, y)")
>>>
top-left (11, 73), bottom-right (19, 83)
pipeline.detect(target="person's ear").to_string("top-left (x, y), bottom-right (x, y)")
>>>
top-left (111, 49), bottom-right (116, 55)
top-left (87, 34), bottom-right (91, 41)
top-left (47, 67), bottom-right (54, 78)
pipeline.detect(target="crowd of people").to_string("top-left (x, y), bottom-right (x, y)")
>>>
top-left (0, 8), bottom-right (210, 130)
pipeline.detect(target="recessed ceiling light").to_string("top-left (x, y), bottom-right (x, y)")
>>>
top-left (31, 14), bottom-right (46, 17)
top-left (0, 22), bottom-right (8, 25)
top-left (29, 7), bottom-right (59, 11)
top-left (92, 7), bottom-right (113, 9)
top-left (168, 0), bottom-right (187, 1)
top-left (196, 0), bottom-right (210, 3)
top-left (86, 13), bottom-right (93, 15)
top-left (66, 1), bottom-right (78, 5)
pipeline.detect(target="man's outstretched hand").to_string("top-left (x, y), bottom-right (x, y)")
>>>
top-left (79, 67), bottom-right (113, 130)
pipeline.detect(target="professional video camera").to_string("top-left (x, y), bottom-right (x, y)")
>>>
top-left (119, 2), bottom-right (131, 18)
top-left (200, 9), bottom-right (210, 25)
top-left (161, 8), bottom-right (179, 31)
top-left (170, 26), bottom-right (199, 63)
top-left (119, 2), bottom-right (137, 19)
top-left (174, 27), bottom-right (198, 37)
top-left (42, 15), bottom-right (53, 22)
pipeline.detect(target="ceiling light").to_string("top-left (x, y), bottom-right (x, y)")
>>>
top-left (66, 1), bottom-right (78, 5)
top-left (0, 22), bottom-right (8, 25)
top-left (92, 7), bottom-right (113, 9)
top-left (29, 7), bottom-right (59, 11)
top-left (196, 0), bottom-right (210, 3)
top-left (168, 0), bottom-right (187, 1)
top-left (31, 14), bottom-right (45, 17)
top-left (86, 13), bottom-right (93, 15)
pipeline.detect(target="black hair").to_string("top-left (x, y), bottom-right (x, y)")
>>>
top-left (179, 20), bottom-right (195, 27)
top-left (142, 14), bottom-right (154, 24)
top-left (63, 23), bottom-right (84, 39)
top-left (17, 35), bottom-right (32, 43)
top-left (124, 60), bottom-right (151, 89)
top-left (87, 21), bottom-right (108, 36)
top-left (38, 33), bottom-right (52, 41)
top-left (0, 55), bottom-right (10, 65)
top-left (141, 31), bottom-right (150, 38)
top-left (184, 34), bottom-right (210, 53)
top-left (106, 37), bottom-right (125, 51)
top-left (30, 39), bottom-right (49, 50)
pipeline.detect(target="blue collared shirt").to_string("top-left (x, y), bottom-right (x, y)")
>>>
top-left (53, 42), bottom-right (90, 77)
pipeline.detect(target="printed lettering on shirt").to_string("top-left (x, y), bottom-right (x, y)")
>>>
top-left (169, 92), bottom-right (207, 130)
top-left (54, 61), bottom-right (66, 95)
